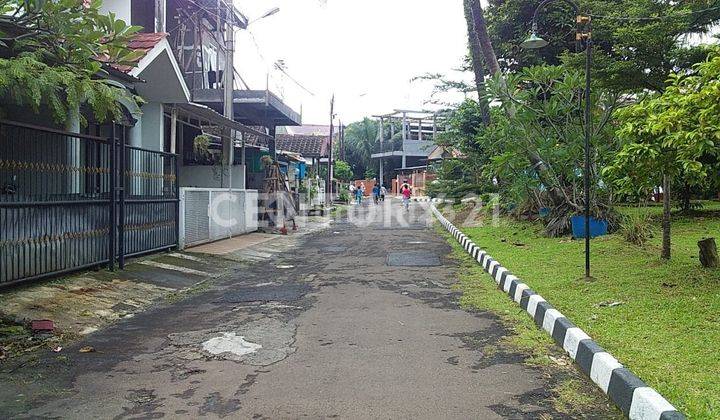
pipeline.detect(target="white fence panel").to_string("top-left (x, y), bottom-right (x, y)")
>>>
top-left (179, 188), bottom-right (258, 249)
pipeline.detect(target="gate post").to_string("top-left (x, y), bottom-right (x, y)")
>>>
top-left (109, 124), bottom-right (117, 271)
top-left (118, 126), bottom-right (126, 269)
top-left (174, 153), bottom-right (180, 249)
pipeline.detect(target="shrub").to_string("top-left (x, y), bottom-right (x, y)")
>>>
top-left (619, 213), bottom-right (654, 246)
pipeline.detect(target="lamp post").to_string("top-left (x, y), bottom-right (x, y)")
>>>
top-left (521, 0), bottom-right (593, 280)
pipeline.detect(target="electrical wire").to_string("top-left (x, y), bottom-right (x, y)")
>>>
top-left (273, 63), bottom-right (317, 96)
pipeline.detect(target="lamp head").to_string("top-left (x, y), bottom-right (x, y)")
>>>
top-left (521, 33), bottom-right (549, 49)
top-left (260, 7), bottom-right (280, 19)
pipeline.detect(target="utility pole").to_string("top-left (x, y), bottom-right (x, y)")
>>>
top-left (378, 117), bottom-right (384, 187)
top-left (223, 0), bottom-right (235, 189)
top-left (326, 94), bottom-right (335, 206)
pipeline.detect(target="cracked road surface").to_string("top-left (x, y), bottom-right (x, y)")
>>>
top-left (1, 201), bottom-right (604, 419)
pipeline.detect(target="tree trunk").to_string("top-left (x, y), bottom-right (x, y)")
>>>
top-left (662, 174), bottom-right (671, 260)
top-left (466, 0), bottom-right (567, 210)
top-left (468, 0), bottom-right (501, 76)
top-left (681, 181), bottom-right (691, 212)
top-left (698, 238), bottom-right (719, 268)
top-left (463, 0), bottom-right (491, 126)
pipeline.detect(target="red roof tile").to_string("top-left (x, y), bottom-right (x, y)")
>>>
top-left (103, 32), bottom-right (168, 74)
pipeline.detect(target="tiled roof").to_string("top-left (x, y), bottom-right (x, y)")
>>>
top-left (276, 134), bottom-right (329, 158)
top-left (427, 145), bottom-right (465, 160)
top-left (283, 125), bottom-right (333, 136)
top-left (106, 32), bottom-right (167, 73)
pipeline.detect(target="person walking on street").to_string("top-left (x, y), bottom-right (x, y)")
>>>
top-left (372, 183), bottom-right (381, 205)
top-left (400, 181), bottom-right (412, 211)
top-left (380, 185), bottom-right (387, 202)
top-left (355, 185), bottom-right (363, 205)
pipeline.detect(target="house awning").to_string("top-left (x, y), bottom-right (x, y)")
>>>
top-left (192, 89), bottom-right (302, 127)
top-left (178, 103), bottom-right (271, 140)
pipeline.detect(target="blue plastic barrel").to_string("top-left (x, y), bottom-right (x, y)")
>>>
top-left (571, 215), bottom-right (608, 239)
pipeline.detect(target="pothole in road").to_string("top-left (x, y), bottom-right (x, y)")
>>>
top-left (387, 251), bottom-right (442, 267)
top-left (202, 333), bottom-right (262, 357)
top-left (320, 246), bottom-right (347, 253)
top-left (214, 283), bottom-right (313, 303)
top-left (165, 318), bottom-right (296, 366)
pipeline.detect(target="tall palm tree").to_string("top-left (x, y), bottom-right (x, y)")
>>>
top-left (344, 118), bottom-right (380, 179)
top-left (463, 0), bottom-right (491, 125)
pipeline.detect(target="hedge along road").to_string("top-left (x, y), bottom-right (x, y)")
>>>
top-left (0, 200), bottom-right (615, 419)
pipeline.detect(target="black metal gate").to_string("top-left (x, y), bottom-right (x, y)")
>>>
top-left (0, 120), bottom-right (179, 287)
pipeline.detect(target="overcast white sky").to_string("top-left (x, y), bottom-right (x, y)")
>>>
top-left (234, 0), bottom-right (478, 125)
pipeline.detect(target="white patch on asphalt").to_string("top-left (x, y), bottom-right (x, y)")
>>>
top-left (261, 301), bottom-right (301, 309)
top-left (139, 260), bottom-right (211, 277)
top-left (276, 265), bottom-right (295, 269)
top-left (202, 332), bottom-right (262, 357)
top-left (168, 253), bottom-right (205, 262)
top-left (255, 282), bottom-right (277, 287)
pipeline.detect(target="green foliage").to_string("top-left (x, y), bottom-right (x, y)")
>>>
top-left (604, 48), bottom-right (720, 199)
top-left (485, 0), bottom-right (720, 92)
top-left (363, 167), bottom-right (377, 180)
top-left (0, 0), bottom-right (143, 124)
top-left (343, 118), bottom-right (380, 180)
top-left (193, 134), bottom-right (212, 156)
top-left (428, 100), bottom-right (492, 199)
top-left (434, 66), bottom-right (621, 235)
top-left (333, 160), bottom-right (354, 181)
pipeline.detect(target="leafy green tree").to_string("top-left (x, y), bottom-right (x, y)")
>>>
top-left (485, 0), bottom-right (720, 92)
top-left (344, 118), bottom-right (380, 180)
top-left (363, 167), bottom-right (377, 180)
top-left (604, 48), bottom-right (720, 259)
top-left (0, 0), bottom-right (143, 124)
top-left (436, 66), bottom-right (621, 235)
top-left (333, 160), bottom-right (354, 182)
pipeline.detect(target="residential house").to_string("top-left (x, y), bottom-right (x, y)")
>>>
top-left (371, 110), bottom-right (444, 195)
top-left (0, 0), bottom-right (301, 286)
top-left (276, 133), bottom-right (331, 208)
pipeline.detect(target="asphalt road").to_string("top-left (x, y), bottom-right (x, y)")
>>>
top-left (1, 200), bottom-right (608, 419)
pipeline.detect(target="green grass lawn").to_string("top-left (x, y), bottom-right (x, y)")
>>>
top-left (444, 201), bottom-right (720, 419)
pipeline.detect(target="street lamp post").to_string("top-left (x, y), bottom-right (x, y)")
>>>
top-left (521, 0), bottom-right (593, 280)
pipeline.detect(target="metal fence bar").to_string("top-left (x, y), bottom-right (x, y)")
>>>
top-left (109, 124), bottom-right (116, 271)
top-left (118, 125), bottom-right (126, 269)
top-left (0, 120), bottom-right (180, 288)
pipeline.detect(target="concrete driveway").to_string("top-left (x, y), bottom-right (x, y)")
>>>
top-left (1, 200), bottom-right (611, 419)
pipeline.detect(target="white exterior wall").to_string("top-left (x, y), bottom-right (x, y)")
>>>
top-left (140, 102), bottom-right (164, 151)
top-left (100, 0), bottom-right (131, 24)
top-left (178, 165), bottom-right (246, 190)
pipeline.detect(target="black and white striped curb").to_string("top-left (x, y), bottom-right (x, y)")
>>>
top-left (413, 197), bottom-right (449, 203)
top-left (430, 205), bottom-right (684, 420)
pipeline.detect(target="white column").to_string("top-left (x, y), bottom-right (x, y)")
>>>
top-left (65, 111), bottom-right (81, 195)
top-left (128, 110), bottom-right (142, 196)
top-left (402, 113), bottom-right (407, 141)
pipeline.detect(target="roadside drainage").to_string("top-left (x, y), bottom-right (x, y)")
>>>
top-left (431, 204), bottom-right (684, 420)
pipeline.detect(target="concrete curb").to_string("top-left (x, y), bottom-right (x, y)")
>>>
top-left (413, 198), bottom-right (448, 203)
top-left (430, 204), bottom-right (684, 420)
